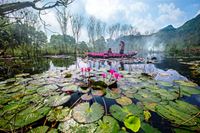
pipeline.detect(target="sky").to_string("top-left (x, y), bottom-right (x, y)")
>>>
top-left (38, 0), bottom-right (200, 42)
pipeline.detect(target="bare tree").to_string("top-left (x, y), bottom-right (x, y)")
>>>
top-left (107, 25), bottom-right (115, 40)
top-left (0, 0), bottom-right (75, 15)
top-left (70, 14), bottom-right (84, 43)
top-left (56, 7), bottom-right (70, 53)
top-left (87, 16), bottom-right (96, 46)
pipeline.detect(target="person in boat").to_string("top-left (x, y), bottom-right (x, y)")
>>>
top-left (107, 48), bottom-right (112, 54)
top-left (119, 41), bottom-right (125, 54)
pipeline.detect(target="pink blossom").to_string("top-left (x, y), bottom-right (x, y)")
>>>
top-left (86, 67), bottom-right (91, 72)
top-left (101, 73), bottom-right (107, 78)
top-left (113, 72), bottom-right (119, 79)
top-left (81, 68), bottom-right (85, 72)
top-left (109, 69), bottom-right (115, 75)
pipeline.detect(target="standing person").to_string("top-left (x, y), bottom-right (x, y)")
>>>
top-left (107, 48), bottom-right (112, 54)
top-left (119, 41), bottom-right (125, 54)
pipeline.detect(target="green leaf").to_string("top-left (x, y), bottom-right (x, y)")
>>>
top-left (141, 123), bottom-right (161, 133)
top-left (27, 126), bottom-right (49, 133)
top-left (72, 102), bottom-right (104, 123)
top-left (144, 110), bottom-right (151, 122)
top-left (124, 115), bottom-right (141, 132)
top-left (116, 96), bottom-right (132, 106)
top-left (96, 116), bottom-right (120, 133)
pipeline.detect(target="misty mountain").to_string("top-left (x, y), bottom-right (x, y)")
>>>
top-left (113, 14), bottom-right (200, 52)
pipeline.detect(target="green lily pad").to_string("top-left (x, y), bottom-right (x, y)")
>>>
top-left (158, 81), bottom-right (173, 87)
top-left (15, 73), bottom-right (30, 78)
top-left (144, 110), bottom-right (151, 122)
top-left (116, 96), bottom-right (132, 106)
top-left (47, 106), bottom-right (71, 122)
top-left (72, 102), bottom-right (104, 123)
top-left (105, 89), bottom-right (121, 99)
top-left (110, 104), bottom-right (143, 121)
top-left (10, 105), bottom-right (50, 129)
top-left (61, 84), bottom-right (78, 92)
top-left (124, 115), bottom-right (141, 132)
top-left (175, 80), bottom-right (198, 87)
top-left (155, 104), bottom-right (198, 126)
top-left (143, 102), bottom-right (158, 112)
top-left (27, 126), bottom-right (49, 133)
top-left (179, 86), bottom-right (200, 95)
top-left (96, 116), bottom-right (120, 133)
top-left (47, 93), bottom-right (71, 107)
top-left (134, 90), bottom-right (161, 103)
top-left (47, 128), bottom-right (58, 133)
top-left (92, 90), bottom-right (106, 96)
top-left (58, 118), bottom-right (97, 133)
top-left (81, 93), bottom-right (93, 101)
top-left (37, 84), bottom-right (59, 96)
top-left (141, 123), bottom-right (161, 133)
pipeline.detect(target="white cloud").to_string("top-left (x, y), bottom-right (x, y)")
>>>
top-left (157, 3), bottom-right (184, 26)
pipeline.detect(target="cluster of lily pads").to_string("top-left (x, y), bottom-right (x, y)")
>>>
top-left (0, 64), bottom-right (200, 133)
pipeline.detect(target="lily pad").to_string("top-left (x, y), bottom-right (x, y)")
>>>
top-left (110, 104), bottom-right (143, 121)
top-left (158, 81), bottom-right (173, 87)
top-left (47, 106), bottom-right (71, 122)
top-left (96, 116), bottom-right (120, 133)
top-left (141, 123), bottom-right (161, 133)
top-left (124, 115), bottom-right (141, 132)
top-left (179, 86), bottom-right (200, 95)
top-left (92, 90), bottom-right (105, 96)
top-left (144, 110), bottom-right (151, 122)
top-left (47, 93), bottom-right (71, 107)
top-left (72, 102), bottom-right (104, 123)
top-left (58, 118), bottom-right (97, 133)
top-left (27, 126), bottom-right (49, 133)
top-left (175, 80), bottom-right (198, 87)
top-left (61, 84), bottom-right (78, 92)
top-left (105, 89), bottom-right (121, 99)
top-left (81, 93), bottom-right (93, 101)
top-left (116, 96), bottom-right (132, 106)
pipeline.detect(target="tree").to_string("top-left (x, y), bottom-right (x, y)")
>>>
top-left (0, 0), bottom-right (75, 15)
top-left (70, 14), bottom-right (84, 43)
top-left (87, 16), bottom-right (96, 47)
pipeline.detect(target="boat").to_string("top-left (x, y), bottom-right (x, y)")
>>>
top-left (86, 51), bottom-right (137, 58)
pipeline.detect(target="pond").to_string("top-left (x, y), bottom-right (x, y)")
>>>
top-left (0, 55), bottom-right (199, 133)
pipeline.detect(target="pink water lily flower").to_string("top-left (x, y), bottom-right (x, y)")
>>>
top-left (113, 72), bottom-right (119, 79)
top-left (86, 67), bottom-right (91, 72)
top-left (81, 68), bottom-right (85, 72)
top-left (109, 69), bottom-right (115, 75)
top-left (101, 73), bottom-right (107, 78)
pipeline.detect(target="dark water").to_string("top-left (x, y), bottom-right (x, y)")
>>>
top-left (0, 55), bottom-right (199, 133)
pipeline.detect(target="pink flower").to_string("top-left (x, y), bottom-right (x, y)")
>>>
top-left (86, 67), bottom-right (91, 72)
top-left (113, 72), bottom-right (119, 79)
top-left (81, 68), bottom-right (85, 72)
top-left (109, 69), bottom-right (115, 75)
top-left (101, 73), bottom-right (107, 78)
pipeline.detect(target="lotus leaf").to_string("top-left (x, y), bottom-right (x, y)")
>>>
top-left (110, 104), bottom-right (143, 121)
top-left (179, 86), bottom-right (200, 95)
top-left (27, 126), bottom-right (49, 133)
top-left (149, 89), bottom-right (178, 100)
top-left (72, 102), bottom-right (104, 123)
top-left (143, 102), bottom-right (157, 112)
top-left (91, 80), bottom-right (107, 90)
top-left (155, 104), bottom-right (198, 126)
top-left (175, 80), bottom-right (198, 87)
top-left (141, 123), bottom-right (161, 133)
top-left (124, 115), bottom-right (141, 132)
top-left (47, 128), bottom-right (58, 133)
top-left (58, 118), bottom-right (97, 133)
top-left (158, 81), bottom-right (173, 87)
top-left (11, 105), bottom-right (50, 129)
top-left (169, 100), bottom-right (199, 115)
top-left (116, 96), bottom-right (132, 106)
top-left (81, 93), bottom-right (93, 101)
top-left (15, 73), bottom-right (30, 78)
top-left (61, 84), bottom-right (78, 92)
top-left (144, 110), bottom-right (151, 122)
top-left (105, 89), bottom-right (121, 99)
top-left (47, 106), bottom-right (71, 122)
top-left (173, 128), bottom-right (194, 133)
top-left (92, 90), bottom-right (105, 96)
top-left (96, 116), bottom-right (120, 133)
top-left (47, 93), bottom-right (71, 107)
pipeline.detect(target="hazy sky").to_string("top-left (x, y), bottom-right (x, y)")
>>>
top-left (39, 0), bottom-right (200, 42)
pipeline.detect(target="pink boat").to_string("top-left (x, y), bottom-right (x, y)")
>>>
top-left (86, 51), bottom-right (137, 58)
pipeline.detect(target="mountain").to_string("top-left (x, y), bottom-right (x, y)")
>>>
top-left (113, 14), bottom-right (200, 52)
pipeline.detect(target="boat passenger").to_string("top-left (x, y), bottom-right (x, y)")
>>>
top-left (107, 48), bottom-right (112, 54)
top-left (119, 41), bottom-right (125, 54)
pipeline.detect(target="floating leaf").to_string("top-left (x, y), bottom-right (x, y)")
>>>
top-left (47, 93), bottom-right (71, 107)
top-left (116, 96), bottom-right (132, 106)
top-left (158, 81), bottom-right (173, 87)
top-left (92, 90), bottom-right (105, 96)
top-left (143, 102), bottom-right (157, 112)
top-left (144, 111), bottom-right (151, 122)
top-left (175, 80), bottom-right (198, 87)
top-left (47, 106), bottom-right (71, 122)
top-left (110, 104), bottom-right (143, 121)
top-left (124, 115), bottom-right (141, 132)
top-left (58, 118), bottom-right (97, 133)
top-left (81, 93), bottom-right (93, 101)
top-left (72, 102), bottom-right (104, 123)
top-left (27, 126), bottom-right (49, 133)
top-left (61, 84), bottom-right (78, 92)
top-left (105, 89), bottom-right (120, 99)
top-left (141, 123), bottom-right (161, 133)
top-left (179, 86), bottom-right (200, 95)
top-left (96, 116), bottom-right (120, 133)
